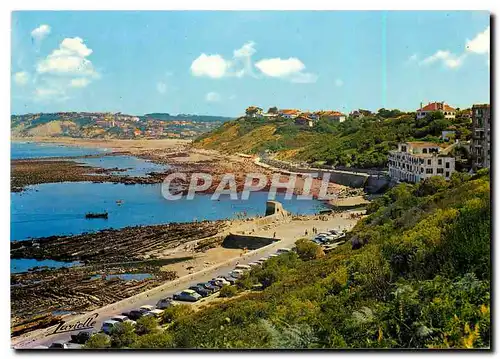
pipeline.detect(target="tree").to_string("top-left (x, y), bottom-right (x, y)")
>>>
top-left (110, 322), bottom-right (138, 348)
top-left (295, 238), bottom-right (325, 261)
top-left (84, 333), bottom-right (111, 349)
top-left (268, 106), bottom-right (278, 114)
top-left (135, 315), bottom-right (159, 335)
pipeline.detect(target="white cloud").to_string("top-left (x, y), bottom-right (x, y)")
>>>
top-left (190, 54), bottom-right (229, 78)
top-left (31, 24), bottom-right (51, 41)
top-left (420, 50), bottom-right (465, 69)
top-left (157, 82), bottom-right (167, 94)
top-left (37, 37), bottom-right (97, 76)
top-left (334, 78), bottom-right (344, 87)
top-left (418, 26), bottom-right (490, 70)
top-left (205, 92), bottom-right (221, 102)
top-left (233, 41), bottom-right (256, 58)
top-left (254, 57), bottom-right (305, 77)
top-left (254, 57), bottom-right (317, 83)
top-left (191, 42), bottom-right (317, 83)
top-left (13, 71), bottom-right (29, 86)
top-left (32, 37), bottom-right (98, 102)
top-left (69, 78), bottom-right (90, 88)
top-left (466, 26), bottom-right (490, 54)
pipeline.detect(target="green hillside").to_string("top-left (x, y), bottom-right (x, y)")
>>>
top-left (86, 170), bottom-right (490, 349)
top-left (194, 110), bottom-right (472, 169)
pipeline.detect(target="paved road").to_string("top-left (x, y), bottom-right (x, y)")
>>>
top-left (13, 215), bottom-right (357, 349)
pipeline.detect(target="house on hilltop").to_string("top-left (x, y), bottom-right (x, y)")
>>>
top-left (316, 110), bottom-right (346, 122)
top-left (417, 101), bottom-right (456, 120)
top-left (245, 106), bottom-right (263, 118)
top-left (279, 109), bottom-right (301, 119)
top-left (295, 116), bottom-right (314, 127)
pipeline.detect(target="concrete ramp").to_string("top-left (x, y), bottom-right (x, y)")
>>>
top-left (265, 200), bottom-right (289, 217)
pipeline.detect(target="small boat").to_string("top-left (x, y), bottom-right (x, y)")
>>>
top-left (85, 212), bottom-right (108, 219)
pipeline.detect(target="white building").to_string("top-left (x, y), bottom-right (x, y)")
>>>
top-left (416, 101), bottom-right (456, 120)
top-left (388, 142), bottom-right (455, 183)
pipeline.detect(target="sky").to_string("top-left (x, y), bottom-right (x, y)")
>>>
top-left (11, 11), bottom-right (490, 117)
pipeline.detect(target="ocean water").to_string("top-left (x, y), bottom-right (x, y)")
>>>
top-left (11, 141), bottom-right (108, 159)
top-left (11, 182), bottom-right (327, 241)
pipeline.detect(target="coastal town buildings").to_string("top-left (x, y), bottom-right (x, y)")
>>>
top-left (245, 106), bottom-right (264, 118)
top-left (317, 111), bottom-right (346, 122)
top-left (416, 102), bottom-right (456, 120)
top-left (279, 109), bottom-right (301, 119)
top-left (294, 116), bottom-right (314, 127)
top-left (388, 142), bottom-right (456, 183)
top-left (471, 104), bottom-right (491, 169)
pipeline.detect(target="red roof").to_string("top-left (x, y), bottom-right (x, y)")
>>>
top-left (418, 102), bottom-right (455, 112)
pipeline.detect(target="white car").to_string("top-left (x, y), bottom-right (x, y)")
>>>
top-left (235, 264), bottom-right (251, 271)
top-left (248, 262), bottom-right (260, 267)
top-left (269, 254), bottom-right (279, 258)
top-left (214, 277), bottom-right (231, 286)
top-left (139, 305), bottom-right (155, 312)
top-left (145, 308), bottom-right (164, 318)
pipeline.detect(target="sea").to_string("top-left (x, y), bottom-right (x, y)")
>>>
top-left (11, 142), bottom-right (328, 272)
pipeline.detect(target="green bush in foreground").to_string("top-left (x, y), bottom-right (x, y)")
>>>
top-left (219, 285), bottom-right (238, 298)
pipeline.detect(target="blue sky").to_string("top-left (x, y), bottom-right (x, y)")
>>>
top-left (11, 11), bottom-right (490, 116)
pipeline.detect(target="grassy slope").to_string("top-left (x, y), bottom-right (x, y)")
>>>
top-left (193, 112), bottom-right (472, 169)
top-left (115, 171), bottom-right (490, 349)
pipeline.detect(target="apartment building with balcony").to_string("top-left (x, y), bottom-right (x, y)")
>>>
top-left (471, 104), bottom-right (491, 169)
top-left (388, 142), bottom-right (455, 183)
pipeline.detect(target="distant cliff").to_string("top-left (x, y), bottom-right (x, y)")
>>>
top-left (11, 112), bottom-right (233, 140)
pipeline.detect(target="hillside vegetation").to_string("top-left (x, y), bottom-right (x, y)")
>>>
top-left (89, 170), bottom-right (490, 349)
top-left (194, 110), bottom-right (472, 169)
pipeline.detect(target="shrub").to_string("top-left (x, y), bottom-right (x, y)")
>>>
top-left (84, 333), bottom-right (111, 349)
top-left (161, 304), bottom-right (194, 324)
top-left (295, 238), bottom-right (325, 261)
top-left (220, 285), bottom-right (238, 298)
top-left (110, 322), bottom-right (137, 348)
top-left (135, 315), bottom-right (159, 335)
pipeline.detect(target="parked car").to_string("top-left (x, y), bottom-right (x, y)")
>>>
top-left (257, 257), bottom-right (268, 263)
top-left (70, 330), bottom-right (95, 344)
top-left (156, 297), bottom-right (176, 309)
top-left (139, 305), bottom-right (155, 312)
top-left (214, 277), bottom-right (231, 286)
top-left (189, 285), bottom-right (211, 297)
top-left (33, 345), bottom-right (49, 349)
top-left (111, 315), bottom-right (136, 326)
top-left (221, 276), bottom-right (237, 285)
top-left (101, 320), bottom-right (119, 335)
top-left (48, 341), bottom-right (68, 349)
top-left (248, 262), bottom-right (261, 268)
top-left (208, 280), bottom-right (224, 289)
top-left (268, 254), bottom-right (279, 258)
top-left (235, 264), bottom-right (251, 271)
top-left (173, 289), bottom-right (202, 302)
top-left (144, 308), bottom-right (164, 318)
top-left (197, 282), bottom-right (219, 293)
top-left (228, 269), bottom-right (244, 278)
top-left (123, 309), bottom-right (148, 321)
